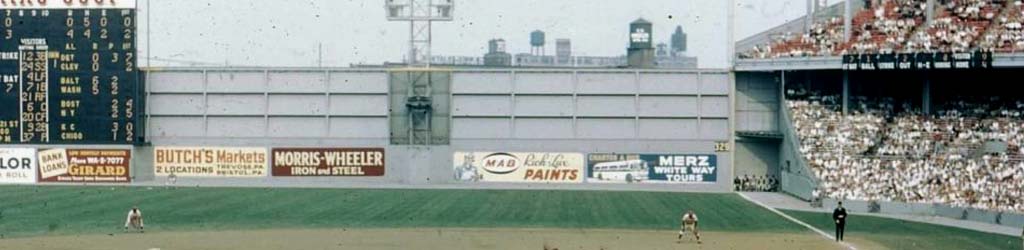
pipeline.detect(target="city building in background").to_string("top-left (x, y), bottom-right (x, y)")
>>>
top-left (483, 39), bottom-right (512, 66)
top-left (425, 18), bottom-right (696, 68)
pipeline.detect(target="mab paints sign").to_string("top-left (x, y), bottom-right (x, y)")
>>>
top-left (453, 152), bottom-right (584, 183)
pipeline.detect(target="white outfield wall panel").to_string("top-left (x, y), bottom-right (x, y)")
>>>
top-left (638, 118), bottom-right (699, 139)
top-left (267, 95), bottom-right (327, 116)
top-left (700, 96), bottom-right (731, 118)
top-left (268, 72), bottom-right (327, 93)
top-left (637, 73), bottom-right (699, 94)
top-left (700, 118), bottom-right (730, 140)
top-left (329, 95), bottom-right (388, 116)
top-left (452, 95), bottom-right (512, 116)
top-left (207, 94), bottom-right (265, 115)
top-left (452, 118), bottom-right (511, 139)
top-left (329, 117), bottom-right (389, 138)
top-left (207, 72), bottom-right (265, 93)
top-left (638, 96), bottom-right (698, 117)
top-left (206, 117), bottom-right (266, 137)
top-left (576, 118), bottom-right (636, 139)
top-left (514, 96), bottom-right (574, 117)
top-left (514, 72), bottom-right (574, 94)
top-left (513, 118), bottom-right (574, 139)
top-left (143, 68), bottom-right (735, 192)
top-left (700, 73), bottom-right (731, 95)
top-left (148, 94), bottom-right (204, 115)
top-left (576, 96), bottom-right (635, 117)
top-left (329, 72), bottom-right (388, 93)
top-left (268, 117), bottom-right (327, 137)
top-left (149, 72), bottom-right (204, 93)
top-left (576, 73), bottom-right (636, 94)
top-left (148, 117), bottom-right (205, 137)
top-left (452, 72), bottom-right (513, 93)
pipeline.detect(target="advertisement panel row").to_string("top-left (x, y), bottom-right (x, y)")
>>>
top-left (153, 147), bottom-right (385, 177)
top-left (453, 152), bottom-right (718, 184)
top-left (0, 148), bottom-right (131, 183)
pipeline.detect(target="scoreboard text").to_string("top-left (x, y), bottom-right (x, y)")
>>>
top-left (0, 0), bottom-right (138, 144)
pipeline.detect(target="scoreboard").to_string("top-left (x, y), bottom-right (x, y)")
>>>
top-left (0, 0), bottom-right (139, 144)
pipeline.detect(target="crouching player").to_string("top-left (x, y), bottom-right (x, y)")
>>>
top-left (124, 206), bottom-right (144, 233)
top-left (677, 210), bottom-right (701, 244)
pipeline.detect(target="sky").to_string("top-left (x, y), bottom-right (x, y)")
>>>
top-left (138, 0), bottom-right (813, 69)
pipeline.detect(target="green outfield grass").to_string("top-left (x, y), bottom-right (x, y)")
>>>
top-left (783, 209), bottom-right (1022, 250)
top-left (0, 185), bottom-right (807, 238)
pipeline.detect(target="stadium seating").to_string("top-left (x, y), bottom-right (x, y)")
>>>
top-left (788, 93), bottom-right (1024, 213)
top-left (741, 0), bottom-right (1022, 58)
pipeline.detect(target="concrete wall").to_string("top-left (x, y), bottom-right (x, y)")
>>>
top-left (734, 139), bottom-right (780, 177)
top-left (138, 67), bottom-right (735, 191)
top-left (735, 72), bottom-right (780, 132)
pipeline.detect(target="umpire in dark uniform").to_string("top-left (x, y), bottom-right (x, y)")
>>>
top-left (833, 201), bottom-right (848, 241)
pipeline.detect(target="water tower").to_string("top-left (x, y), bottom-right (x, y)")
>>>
top-left (530, 30), bottom-right (546, 56)
top-left (627, 18), bottom-right (655, 68)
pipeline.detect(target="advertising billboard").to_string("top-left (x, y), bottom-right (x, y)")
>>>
top-left (271, 148), bottom-right (385, 176)
top-left (0, 148), bottom-right (37, 183)
top-left (453, 152), bottom-right (584, 183)
top-left (37, 148), bottom-right (131, 183)
top-left (587, 153), bottom-right (717, 183)
top-left (154, 147), bottom-right (267, 177)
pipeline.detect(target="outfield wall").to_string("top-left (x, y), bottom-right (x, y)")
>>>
top-left (102, 67), bottom-right (734, 191)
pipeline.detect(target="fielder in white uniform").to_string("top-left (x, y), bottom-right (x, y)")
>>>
top-left (124, 206), bottom-right (144, 232)
top-left (678, 210), bottom-right (701, 244)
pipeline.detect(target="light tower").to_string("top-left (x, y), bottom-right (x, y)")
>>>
top-left (386, 0), bottom-right (454, 67)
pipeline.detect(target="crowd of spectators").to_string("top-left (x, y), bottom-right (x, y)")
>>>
top-left (746, 17), bottom-right (847, 58)
top-left (734, 175), bottom-right (779, 192)
top-left (740, 0), bottom-right (1024, 58)
top-left (851, 0), bottom-right (927, 54)
top-left (980, 1), bottom-right (1024, 51)
top-left (789, 93), bottom-right (1024, 212)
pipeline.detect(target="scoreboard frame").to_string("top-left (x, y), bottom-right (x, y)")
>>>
top-left (0, 0), bottom-right (143, 145)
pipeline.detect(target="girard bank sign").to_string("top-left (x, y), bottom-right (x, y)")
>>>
top-left (453, 152), bottom-right (584, 183)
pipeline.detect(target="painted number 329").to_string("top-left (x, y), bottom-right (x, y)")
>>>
top-left (714, 142), bottom-right (729, 152)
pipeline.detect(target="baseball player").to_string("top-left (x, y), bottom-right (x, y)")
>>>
top-left (124, 206), bottom-right (144, 232)
top-left (678, 210), bottom-right (701, 244)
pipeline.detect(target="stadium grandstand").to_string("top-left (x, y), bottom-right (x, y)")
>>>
top-left (740, 0), bottom-right (1024, 59)
top-left (734, 0), bottom-right (1024, 226)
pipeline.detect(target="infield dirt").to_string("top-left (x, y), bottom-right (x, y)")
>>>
top-left (0, 228), bottom-right (861, 250)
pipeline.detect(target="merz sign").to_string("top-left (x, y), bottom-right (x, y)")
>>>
top-left (842, 52), bottom-right (993, 70)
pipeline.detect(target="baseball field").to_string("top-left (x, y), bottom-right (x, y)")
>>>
top-left (0, 185), bottom-right (1017, 250)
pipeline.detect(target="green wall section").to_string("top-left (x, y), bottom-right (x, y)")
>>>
top-left (783, 209), bottom-right (1022, 250)
top-left (0, 186), bottom-right (803, 238)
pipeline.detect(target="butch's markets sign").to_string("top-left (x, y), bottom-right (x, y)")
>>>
top-left (154, 147), bottom-right (267, 177)
top-left (38, 148), bottom-right (131, 183)
top-left (452, 152), bottom-right (584, 183)
top-left (0, 148), bottom-right (37, 183)
top-left (271, 148), bottom-right (385, 176)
